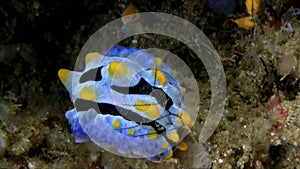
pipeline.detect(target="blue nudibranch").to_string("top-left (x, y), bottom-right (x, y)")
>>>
top-left (58, 46), bottom-right (193, 161)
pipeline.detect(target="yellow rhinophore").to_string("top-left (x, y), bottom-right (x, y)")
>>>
top-left (80, 86), bottom-right (97, 101)
top-left (108, 62), bottom-right (128, 77)
top-left (152, 69), bottom-right (167, 85)
top-left (246, 0), bottom-right (261, 15)
top-left (58, 69), bottom-right (70, 84)
top-left (85, 52), bottom-right (100, 64)
top-left (234, 16), bottom-right (255, 30)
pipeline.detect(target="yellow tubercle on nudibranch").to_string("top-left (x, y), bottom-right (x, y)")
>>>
top-left (234, 16), bottom-right (255, 30)
top-left (85, 52), bottom-right (100, 64)
top-left (108, 62), bottom-right (128, 77)
top-left (178, 141), bottom-right (188, 151)
top-left (80, 86), bottom-right (97, 101)
top-left (127, 128), bottom-right (135, 135)
top-left (181, 87), bottom-right (186, 93)
top-left (154, 57), bottom-right (163, 67)
top-left (135, 101), bottom-right (150, 111)
top-left (143, 105), bottom-right (160, 119)
top-left (165, 150), bottom-right (173, 159)
top-left (148, 129), bottom-right (158, 139)
top-left (176, 118), bottom-right (183, 126)
top-left (172, 69), bottom-right (177, 76)
top-left (162, 141), bottom-right (169, 149)
top-left (179, 110), bottom-right (193, 127)
top-left (167, 130), bottom-right (180, 143)
top-left (135, 101), bottom-right (161, 119)
top-left (246, 0), bottom-right (261, 15)
top-left (152, 69), bottom-right (167, 85)
top-left (112, 119), bottom-right (121, 129)
top-left (58, 69), bottom-right (70, 84)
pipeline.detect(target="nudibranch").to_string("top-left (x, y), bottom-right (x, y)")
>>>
top-left (58, 46), bottom-right (195, 161)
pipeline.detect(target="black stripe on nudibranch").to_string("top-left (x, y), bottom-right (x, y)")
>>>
top-left (79, 67), bottom-right (103, 83)
top-left (141, 120), bottom-right (166, 134)
top-left (74, 99), bottom-right (167, 134)
top-left (111, 78), bottom-right (153, 95)
top-left (74, 99), bottom-right (142, 120)
top-left (111, 78), bottom-right (174, 110)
